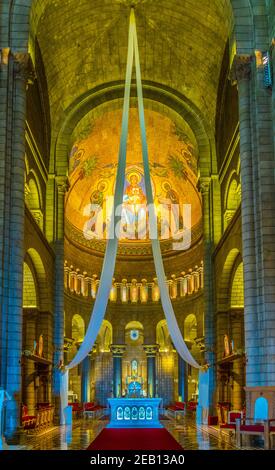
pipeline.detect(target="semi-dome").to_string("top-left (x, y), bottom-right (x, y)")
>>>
top-left (65, 107), bottom-right (202, 258)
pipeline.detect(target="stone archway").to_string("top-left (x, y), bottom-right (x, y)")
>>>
top-left (216, 249), bottom-right (245, 410)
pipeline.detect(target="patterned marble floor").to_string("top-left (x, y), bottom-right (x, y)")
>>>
top-left (164, 418), bottom-right (264, 451)
top-left (6, 416), bottom-right (265, 451)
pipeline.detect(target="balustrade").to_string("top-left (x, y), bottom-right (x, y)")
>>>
top-left (64, 261), bottom-right (204, 303)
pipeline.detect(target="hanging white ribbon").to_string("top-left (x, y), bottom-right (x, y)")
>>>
top-left (65, 12), bottom-right (135, 371)
top-left (63, 8), bottom-right (201, 384)
top-left (132, 17), bottom-right (201, 370)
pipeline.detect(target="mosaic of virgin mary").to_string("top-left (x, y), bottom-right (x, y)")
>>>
top-left (120, 169), bottom-right (148, 240)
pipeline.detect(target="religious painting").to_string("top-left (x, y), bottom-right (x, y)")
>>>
top-left (65, 108), bottom-right (202, 246)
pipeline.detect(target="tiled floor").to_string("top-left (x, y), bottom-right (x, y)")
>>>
top-left (164, 419), bottom-right (264, 450)
top-left (5, 416), bottom-right (265, 451)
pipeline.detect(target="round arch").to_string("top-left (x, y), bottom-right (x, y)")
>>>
top-left (72, 314), bottom-right (85, 343)
top-left (230, 260), bottom-right (244, 308)
top-left (26, 170), bottom-right (43, 210)
top-left (217, 248), bottom-right (242, 312)
top-left (184, 314), bottom-right (197, 343)
top-left (23, 259), bottom-right (38, 308)
top-left (53, 81), bottom-right (215, 179)
top-left (97, 320), bottom-right (113, 352)
top-left (26, 248), bottom-right (49, 311)
top-left (125, 321), bottom-right (144, 331)
top-left (156, 319), bottom-right (172, 352)
top-left (8, 0), bottom-right (268, 189)
top-left (224, 171), bottom-right (241, 227)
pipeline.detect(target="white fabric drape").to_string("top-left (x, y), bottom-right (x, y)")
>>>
top-left (132, 18), bottom-right (201, 370)
top-left (63, 8), bottom-right (201, 381)
top-left (65, 13), bottom-right (135, 371)
top-left (60, 370), bottom-right (69, 425)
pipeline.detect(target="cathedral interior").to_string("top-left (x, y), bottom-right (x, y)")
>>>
top-left (1, 0), bottom-right (275, 454)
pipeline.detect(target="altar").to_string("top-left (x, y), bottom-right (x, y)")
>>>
top-left (107, 398), bottom-right (163, 428)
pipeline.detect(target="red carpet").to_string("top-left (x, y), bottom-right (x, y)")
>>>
top-left (87, 428), bottom-right (183, 450)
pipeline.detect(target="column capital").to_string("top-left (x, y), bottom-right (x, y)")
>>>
top-left (56, 176), bottom-right (70, 195)
top-left (111, 344), bottom-right (126, 357)
top-left (144, 344), bottom-right (159, 357)
top-left (63, 337), bottom-right (74, 353)
top-left (13, 52), bottom-right (35, 84)
top-left (230, 54), bottom-right (252, 84)
top-left (198, 178), bottom-right (211, 196)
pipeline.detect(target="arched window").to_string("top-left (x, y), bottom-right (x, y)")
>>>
top-left (224, 173), bottom-right (241, 228)
top-left (23, 262), bottom-right (37, 308)
top-left (156, 320), bottom-right (172, 352)
top-left (25, 172), bottom-right (43, 229)
top-left (97, 320), bottom-right (113, 352)
top-left (131, 360), bottom-right (138, 377)
top-left (125, 321), bottom-right (144, 345)
top-left (184, 314), bottom-right (197, 343)
top-left (72, 314), bottom-right (85, 342)
top-left (231, 262), bottom-right (244, 308)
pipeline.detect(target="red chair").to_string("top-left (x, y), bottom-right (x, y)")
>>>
top-left (236, 417), bottom-right (275, 449)
top-left (219, 410), bottom-right (243, 434)
top-left (69, 402), bottom-right (83, 418)
top-left (167, 402), bottom-right (186, 419)
top-left (236, 417), bottom-right (267, 448)
top-left (21, 404), bottom-right (37, 432)
top-left (83, 402), bottom-right (96, 418)
top-left (186, 401), bottom-right (198, 412)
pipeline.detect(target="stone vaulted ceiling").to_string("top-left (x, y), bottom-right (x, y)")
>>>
top-left (31, 0), bottom-right (233, 132)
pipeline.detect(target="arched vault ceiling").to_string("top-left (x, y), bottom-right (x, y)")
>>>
top-left (32, 0), bottom-right (233, 131)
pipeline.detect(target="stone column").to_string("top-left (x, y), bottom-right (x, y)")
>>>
top-left (231, 56), bottom-right (259, 388)
top-left (178, 354), bottom-right (188, 402)
top-left (111, 345), bottom-right (126, 398)
top-left (2, 52), bottom-right (33, 442)
top-left (144, 345), bottom-right (159, 398)
top-left (199, 179), bottom-right (216, 414)
top-left (52, 177), bottom-right (68, 422)
top-left (81, 355), bottom-right (91, 403)
top-left (0, 48), bottom-right (10, 387)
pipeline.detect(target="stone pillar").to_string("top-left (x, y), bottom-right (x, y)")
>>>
top-left (178, 354), bottom-right (188, 402)
top-left (111, 345), bottom-right (126, 398)
top-left (199, 179), bottom-right (216, 414)
top-left (231, 56), bottom-right (259, 389)
top-left (2, 52), bottom-right (33, 442)
top-left (81, 355), bottom-right (91, 403)
top-left (144, 345), bottom-right (159, 398)
top-left (0, 48), bottom-right (10, 387)
top-left (52, 177), bottom-right (68, 422)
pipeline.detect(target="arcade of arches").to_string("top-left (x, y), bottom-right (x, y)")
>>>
top-left (1, 0), bottom-right (275, 450)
